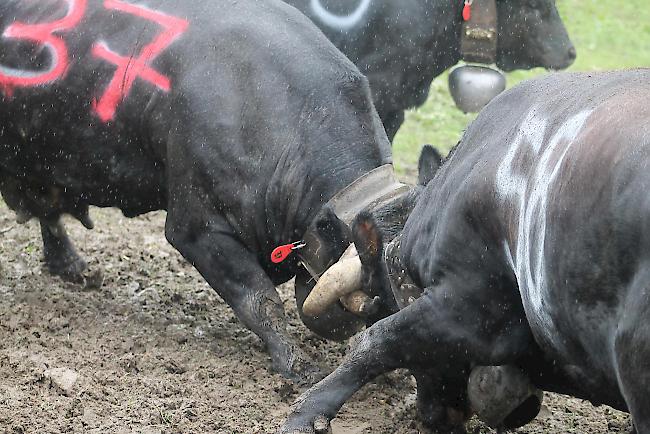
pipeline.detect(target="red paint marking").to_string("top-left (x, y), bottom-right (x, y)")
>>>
top-left (0, 0), bottom-right (87, 91)
top-left (92, 0), bottom-right (189, 122)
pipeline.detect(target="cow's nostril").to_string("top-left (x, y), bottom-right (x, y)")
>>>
top-left (568, 46), bottom-right (577, 60)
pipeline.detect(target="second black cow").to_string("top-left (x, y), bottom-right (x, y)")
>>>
top-left (284, 0), bottom-right (576, 140)
top-left (281, 70), bottom-right (650, 432)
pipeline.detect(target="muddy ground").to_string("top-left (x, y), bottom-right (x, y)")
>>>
top-left (0, 202), bottom-right (633, 433)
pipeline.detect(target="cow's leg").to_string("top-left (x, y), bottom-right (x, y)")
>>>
top-left (165, 215), bottom-right (322, 384)
top-left (614, 272), bottom-right (650, 433)
top-left (412, 369), bottom-right (469, 432)
top-left (40, 219), bottom-right (87, 281)
top-left (280, 287), bottom-right (529, 433)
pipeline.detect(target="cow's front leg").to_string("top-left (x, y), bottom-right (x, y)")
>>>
top-left (280, 293), bottom-right (469, 433)
top-left (165, 216), bottom-right (322, 384)
top-left (40, 219), bottom-right (88, 282)
top-left (280, 287), bottom-right (529, 433)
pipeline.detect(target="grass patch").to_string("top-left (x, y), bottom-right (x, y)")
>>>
top-left (393, 0), bottom-right (650, 176)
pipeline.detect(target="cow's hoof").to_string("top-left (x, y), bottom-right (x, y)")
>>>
top-left (272, 345), bottom-right (326, 386)
top-left (418, 404), bottom-right (468, 434)
top-left (81, 269), bottom-right (105, 290)
top-left (279, 354), bottom-right (326, 387)
top-left (421, 419), bottom-right (467, 434)
top-left (46, 256), bottom-right (88, 283)
top-left (278, 414), bottom-right (331, 434)
top-left (47, 259), bottom-right (104, 290)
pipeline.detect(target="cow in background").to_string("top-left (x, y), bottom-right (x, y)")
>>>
top-left (284, 0), bottom-right (576, 140)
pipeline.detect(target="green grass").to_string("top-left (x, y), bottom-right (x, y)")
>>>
top-left (392, 0), bottom-right (650, 176)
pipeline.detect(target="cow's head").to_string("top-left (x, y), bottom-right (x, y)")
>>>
top-left (496, 0), bottom-right (576, 71)
top-left (300, 146), bottom-right (442, 326)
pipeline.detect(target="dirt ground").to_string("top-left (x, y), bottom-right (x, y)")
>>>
top-left (0, 202), bottom-right (633, 433)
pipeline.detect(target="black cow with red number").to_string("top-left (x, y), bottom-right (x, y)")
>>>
top-left (0, 0), bottom-right (419, 382)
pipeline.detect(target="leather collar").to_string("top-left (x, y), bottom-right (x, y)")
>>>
top-left (384, 234), bottom-right (423, 309)
top-left (460, 0), bottom-right (498, 64)
top-left (298, 164), bottom-right (409, 281)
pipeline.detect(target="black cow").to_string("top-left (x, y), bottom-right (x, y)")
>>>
top-left (280, 69), bottom-right (650, 432)
top-left (282, 0), bottom-right (576, 140)
top-left (0, 0), bottom-right (419, 382)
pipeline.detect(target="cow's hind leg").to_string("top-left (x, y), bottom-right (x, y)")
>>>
top-left (280, 285), bottom-right (531, 433)
top-left (40, 219), bottom-right (88, 282)
top-left (614, 270), bottom-right (650, 433)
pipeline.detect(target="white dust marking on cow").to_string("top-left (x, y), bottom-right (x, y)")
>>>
top-left (310, 0), bottom-right (371, 30)
top-left (496, 109), bottom-right (592, 346)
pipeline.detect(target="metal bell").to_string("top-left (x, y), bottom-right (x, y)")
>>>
top-left (448, 64), bottom-right (506, 113)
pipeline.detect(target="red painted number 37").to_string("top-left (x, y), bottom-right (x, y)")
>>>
top-left (0, 0), bottom-right (189, 122)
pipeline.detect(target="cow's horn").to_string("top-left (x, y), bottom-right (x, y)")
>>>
top-left (302, 246), bottom-right (362, 317)
top-left (340, 290), bottom-right (380, 316)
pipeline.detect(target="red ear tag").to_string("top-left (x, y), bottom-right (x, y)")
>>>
top-left (271, 241), bottom-right (306, 264)
top-left (462, 0), bottom-right (472, 21)
top-left (272, 244), bottom-right (294, 263)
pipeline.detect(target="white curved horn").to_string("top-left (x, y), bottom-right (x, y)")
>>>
top-left (340, 290), bottom-right (378, 316)
top-left (302, 245), bottom-right (362, 317)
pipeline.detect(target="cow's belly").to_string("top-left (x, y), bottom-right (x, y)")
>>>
top-left (506, 235), bottom-right (631, 407)
top-left (0, 113), bottom-right (166, 215)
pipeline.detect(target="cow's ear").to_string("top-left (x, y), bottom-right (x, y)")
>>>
top-left (352, 211), bottom-right (384, 266)
top-left (418, 144), bottom-right (443, 186)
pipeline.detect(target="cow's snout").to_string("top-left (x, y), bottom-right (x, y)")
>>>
top-left (555, 45), bottom-right (578, 69)
top-left (543, 43), bottom-right (577, 71)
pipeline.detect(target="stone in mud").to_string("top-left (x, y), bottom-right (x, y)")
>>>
top-left (44, 367), bottom-right (79, 396)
